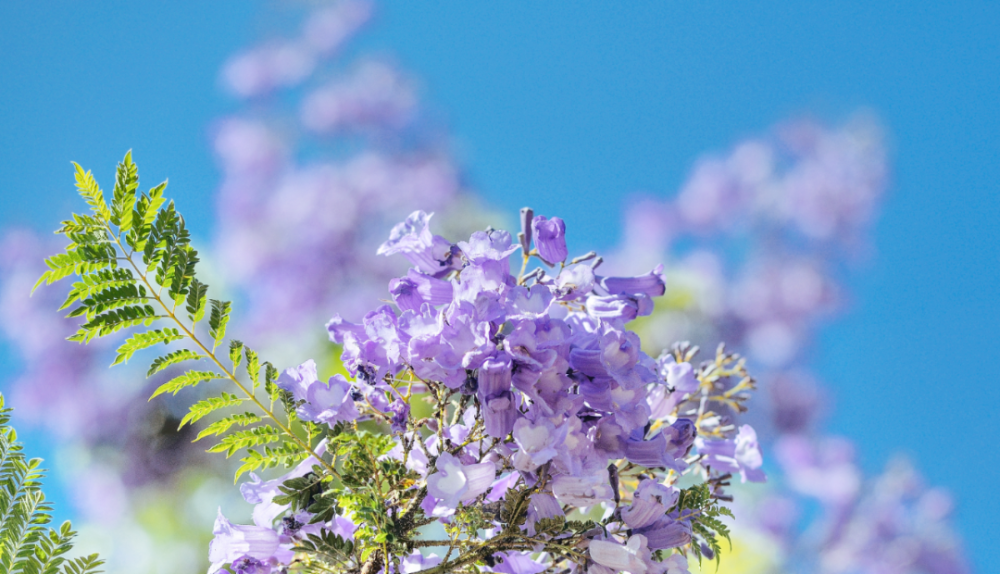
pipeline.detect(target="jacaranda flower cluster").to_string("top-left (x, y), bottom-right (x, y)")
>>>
top-left (202, 207), bottom-right (764, 574)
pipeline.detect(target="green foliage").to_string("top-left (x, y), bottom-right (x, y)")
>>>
top-left (207, 300), bottom-right (231, 351)
top-left (676, 483), bottom-right (734, 568)
top-left (71, 162), bottom-right (110, 221)
top-left (178, 393), bottom-right (244, 428)
top-left (68, 304), bottom-right (158, 343)
top-left (185, 279), bottom-right (208, 325)
top-left (229, 340), bottom-right (244, 369)
top-left (59, 269), bottom-right (135, 312)
top-left (0, 394), bottom-right (103, 574)
top-left (33, 246), bottom-right (118, 293)
top-left (234, 441), bottom-right (309, 482)
top-left (325, 431), bottom-right (418, 559)
top-left (294, 530), bottom-right (355, 574)
top-left (146, 348), bottom-right (204, 377)
top-left (111, 328), bottom-right (184, 366)
top-left (195, 413), bottom-right (263, 443)
top-left (150, 370), bottom-right (226, 399)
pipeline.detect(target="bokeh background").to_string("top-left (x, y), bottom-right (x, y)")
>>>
top-left (0, 1), bottom-right (997, 573)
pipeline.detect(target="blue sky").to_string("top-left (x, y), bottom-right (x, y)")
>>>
top-left (1, 1), bottom-right (997, 570)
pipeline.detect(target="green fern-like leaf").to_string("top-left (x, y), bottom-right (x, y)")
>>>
top-left (71, 162), bottom-right (110, 221)
top-left (59, 269), bottom-right (136, 311)
top-left (40, 154), bottom-right (327, 486)
top-left (147, 348), bottom-right (205, 377)
top-left (244, 347), bottom-right (260, 391)
top-left (142, 200), bottom-right (178, 267)
top-left (125, 180), bottom-right (167, 253)
top-left (111, 328), bottom-right (185, 366)
top-left (235, 440), bottom-right (310, 481)
top-left (150, 370), bottom-right (226, 399)
top-left (207, 425), bottom-right (281, 457)
top-left (67, 284), bottom-right (148, 320)
top-left (68, 304), bottom-right (158, 343)
top-left (33, 246), bottom-right (118, 293)
top-left (208, 300), bottom-right (231, 351)
top-left (229, 340), bottom-right (244, 369)
top-left (110, 150), bottom-right (138, 232)
top-left (195, 412), bottom-right (263, 442)
top-left (179, 393), bottom-right (245, 428)
top-left (0, 394), bottom-right (101, 574)
top-left (185, 278), bottom-right (209, 324)
top-left (61, 553), bottom-right (104, 574)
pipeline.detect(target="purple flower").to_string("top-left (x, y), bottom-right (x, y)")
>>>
top-left (486, 471), bottom-right (521, 502)
top-left (457, 229), bottom-right (520, 272)
top-left (512, 417), bottom-right (565, 472)
top-left (610, 385), bottom-right (652, 434)
top-left (426, 452), bottom-right (496, 510)
top-left (525, 492), bottom-right (564, 536)
top-left (592, 417), bottom-right (627, 459)
top-left (388, 398), bottom-right (410, 433)
top-left (277, 362), bottom-right (360, 425)
top-left (588, 534), bottom-right (652, 574)
top-left (478, 354), bottom-right (518, 438)
top-left (599, 265), bottom-right (666, 298)
top-left (659, 554), bottom-right (691, 574)
top-left (597, 326), bottom-right (643, 388)
top-left (208, 510), bottom-right (292, 574)
top-left (275, 360), bottom-right (320, 403)
top-left (491, 552), bottom-right (547, 574)
top-left (657, 356), bottom-right (699, 394)
top-left (554, 264), bottom-right (595, 300)
top-left (625, 432), bottom-right (677, 470)
top-left (774, 435), bottom-right (859, 503)
top-left (695, 424), bottom-right (766, 483)
top-left (622, 479), bottom-right (678, 529)
top-left (300, 60), bottom-right (416, 134)
top-left (634, 515), bottom-right (692, 550)
top-left (308, 379), bottom-right (360, 425)
top-left (585, 294), bottom-right (653, 322)
top-left (530, 215), bottom-right (567, 264)
top-left (399, 551), bottom-right (442, 573)
top-left (505, 320), bottom-right (557, 370)
top-left (551, 471), bottom-right (615, 507)
top-left (231, 556), bottom-right (271, 574)
top-left (378, 211), bottom-right (460, 278)
top-left (389, 269), bottom-right (454, 312)
top-left (734, 424), bottom-right (765, 482)
top-left (505, 284), bottom-right (554, 319)
top-left (663, 418), bottom-right (697, 459)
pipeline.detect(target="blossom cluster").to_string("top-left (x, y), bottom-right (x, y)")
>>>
top-left (209, 209), bottom-right (764, 574)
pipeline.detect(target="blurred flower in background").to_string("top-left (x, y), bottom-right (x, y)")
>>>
top-left (608, 117), bottom-right (969, 574)
top-left (0, 2), bottom-right (973, 574)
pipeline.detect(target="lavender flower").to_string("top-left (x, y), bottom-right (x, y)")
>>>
top-left (425, 452), bottom-right (497, 510)
top-left (208, 510), bottom-right (291, 574)
top-left (530, 215), bottom-right (567, 264)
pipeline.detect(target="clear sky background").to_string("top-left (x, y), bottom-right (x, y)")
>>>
top-left (1, 1), bottom-right (997, 571)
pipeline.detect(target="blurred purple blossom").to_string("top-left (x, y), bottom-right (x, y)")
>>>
top-left (608, 116), bottom-right (971, 573)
